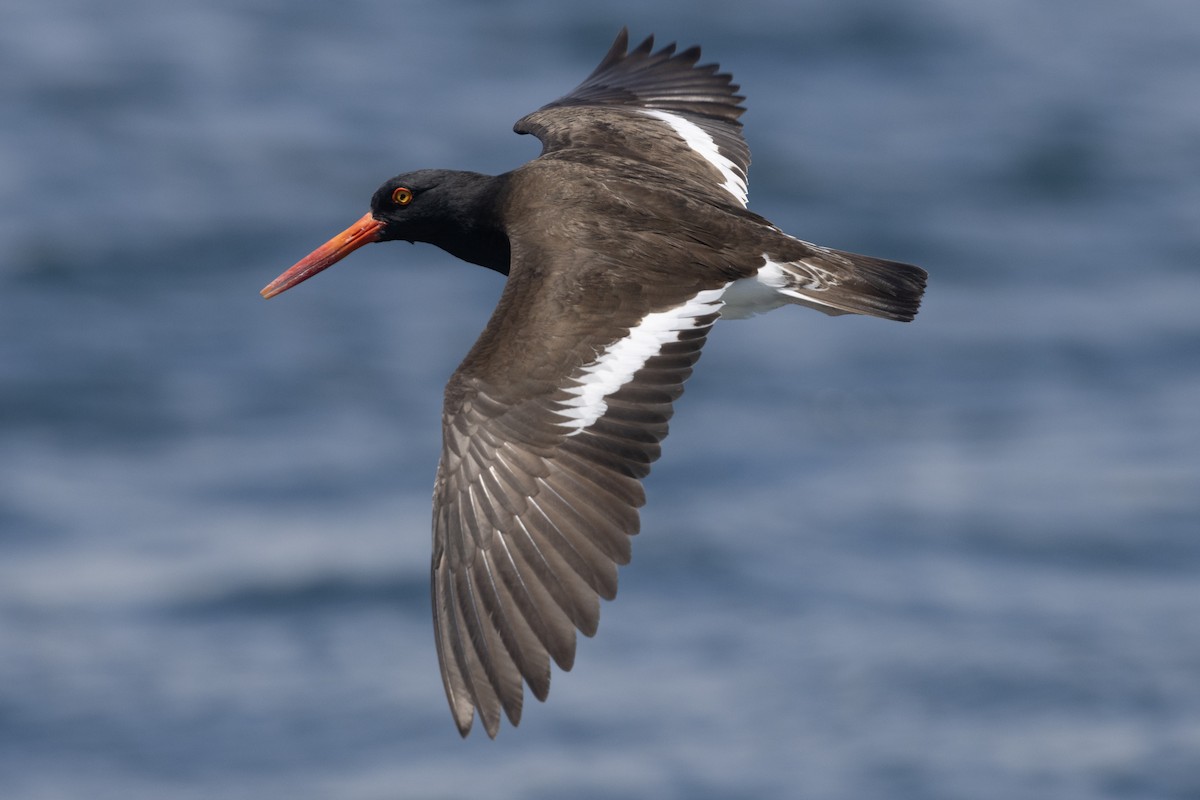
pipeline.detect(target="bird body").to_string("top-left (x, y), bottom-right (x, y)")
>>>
top-left (262, 28), bottom-right (927, 738)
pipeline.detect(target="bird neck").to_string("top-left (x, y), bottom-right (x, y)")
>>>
top-left (427, 172), bottom-right (512, 275)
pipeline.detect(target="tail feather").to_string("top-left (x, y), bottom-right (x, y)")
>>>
top-left (765, 243), bottom-right (928, 322)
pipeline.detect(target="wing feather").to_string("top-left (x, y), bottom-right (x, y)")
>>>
top-left (431, 275), bottom-right (722, 736)
top-left (513, 28), bottom-right (751, 208)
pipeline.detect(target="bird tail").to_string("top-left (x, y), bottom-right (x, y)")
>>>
top-left (755, 241), bottom-right (928, 322)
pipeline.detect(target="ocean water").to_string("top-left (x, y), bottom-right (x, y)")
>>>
top-left (2, 1), bottom-right (1198, 798)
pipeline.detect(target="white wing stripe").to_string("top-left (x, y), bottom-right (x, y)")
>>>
top-left (556, 287), bottom-right (727, 435)
top-left (641, 109), bottom-right (748, 206)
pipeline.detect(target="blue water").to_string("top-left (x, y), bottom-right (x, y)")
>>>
top-left (3, 1), bottom-right (1198, 798)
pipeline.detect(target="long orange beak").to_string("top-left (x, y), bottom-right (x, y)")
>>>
top-left (261, 212), bottom-right (384, 299)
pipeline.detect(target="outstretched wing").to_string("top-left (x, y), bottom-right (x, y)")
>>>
top-left (514, 28), bottom-right (752, 208)
top-left (431, 230), bottom-right (729, 737)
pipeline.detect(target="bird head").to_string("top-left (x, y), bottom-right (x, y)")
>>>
top-left (260, 170), bottom-right (474, 299)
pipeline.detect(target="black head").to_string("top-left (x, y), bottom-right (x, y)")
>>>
top-left (261, 169), bottom-right (508, 299)
top-left (368, 169), bottom-right (487, 245)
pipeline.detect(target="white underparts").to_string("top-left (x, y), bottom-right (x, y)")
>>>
top-left (641, 109), bottom-right (748, 207)
top-left (556, 287), bottom-right (728, 435)
top-left (720, 260), bottom-right (793, 319)
top-left (721, 257), bottom-right (847, 319)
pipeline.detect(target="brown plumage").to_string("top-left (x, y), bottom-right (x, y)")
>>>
top-left (262, 27), bottom-right (927, 737)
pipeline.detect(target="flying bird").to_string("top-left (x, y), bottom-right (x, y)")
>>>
top-left (262, 28), bottom-right (927, 738)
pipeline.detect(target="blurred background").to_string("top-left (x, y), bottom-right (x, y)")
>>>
top-left (2, 0), bottom-right (1197, 798)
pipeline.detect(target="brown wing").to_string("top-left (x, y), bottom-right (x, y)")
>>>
top-left (513, 28), bottom-right (752, 208)
top-left (431, 232), bottom-right (727, 737)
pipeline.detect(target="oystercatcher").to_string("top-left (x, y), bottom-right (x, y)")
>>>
top-left (262, 28), bottom-right (927, 737)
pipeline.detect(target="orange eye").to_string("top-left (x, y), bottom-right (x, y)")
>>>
top-left (391, 187), bottom-right (414, 206)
